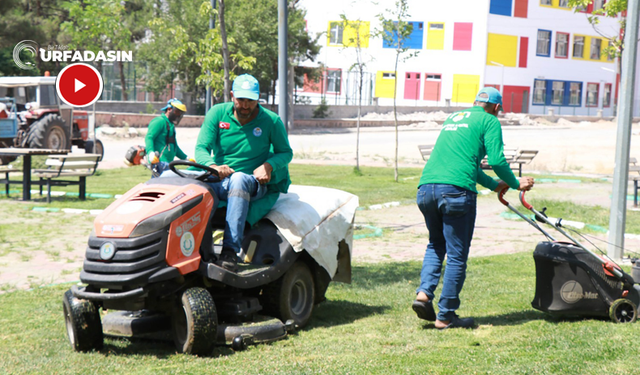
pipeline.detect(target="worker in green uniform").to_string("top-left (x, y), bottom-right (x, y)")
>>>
top-left (412, 87), bottom-right (535, 329)
top-left (195, 74), bottom-right (293, 271)
top-left (145, 98), bottom-right (190, 177)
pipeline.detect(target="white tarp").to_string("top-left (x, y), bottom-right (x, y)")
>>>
top-left (265, 185), bottom-right (359, 277)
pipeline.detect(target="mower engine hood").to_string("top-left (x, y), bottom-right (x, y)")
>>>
top-left (94, 181), bottom-right (214, 239)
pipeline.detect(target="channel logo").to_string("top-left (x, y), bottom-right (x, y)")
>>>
top-left (55, 63), bottom-right (104, 108)
top-left (13, 40), bottom-right (39, 70)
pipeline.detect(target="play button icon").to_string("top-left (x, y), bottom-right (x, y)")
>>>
top-left (74, 79), bottom-right (86, 93)
top-left (55, 63), bottom-right (103, 107)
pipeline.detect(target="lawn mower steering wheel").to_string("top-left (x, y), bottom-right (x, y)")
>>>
top-left (169, 160), bottom-right (220, 182)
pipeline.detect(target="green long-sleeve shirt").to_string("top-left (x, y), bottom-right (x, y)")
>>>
top-left (195, 102), bottom-right (293, 225)
top-left (418, 106), bottom-right (519, 192)
top-left (144, 114), bottom-right (187, 162)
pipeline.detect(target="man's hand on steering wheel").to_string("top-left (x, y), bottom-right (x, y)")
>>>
top-left (168, 160), bottom-right (220, 182)
top-left (211, 164), bottom-right (234, 179)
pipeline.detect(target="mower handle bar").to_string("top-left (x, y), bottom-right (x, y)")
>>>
top-left (502, 188), bottom-right (626, 280)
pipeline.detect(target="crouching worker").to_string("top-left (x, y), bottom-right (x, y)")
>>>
top-left (412, 87), bottom-right (535, 329)
top-left (145, 98), bottom-right (193, 177)
top-left (195, 74), bottom-right (293, 272)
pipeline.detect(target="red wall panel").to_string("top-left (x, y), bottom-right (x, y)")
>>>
top-left (518, 37), bottom-right (528, 68)
top-left (514, 0), bottom-right (528, 18)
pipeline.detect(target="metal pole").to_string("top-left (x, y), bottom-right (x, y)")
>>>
top-left (608, 0), bottom-right (640, 261)
top-left (278, 0), bottom-right (288, 128)
top-left (205, 0), bottom-right (216, 113)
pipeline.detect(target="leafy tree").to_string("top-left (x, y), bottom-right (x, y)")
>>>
top-left (376, 0), bottom-right (418, 182)
top-left (226, 0), bottom-right (321, 104)
top-left (61, 0), bottom-right (132, 98)
top-left (340, 13), bottom-right (373, 173)
top-left (0, 0), bottom-right (69, 75)
top-left (567, 0), bottom-right (628, 113)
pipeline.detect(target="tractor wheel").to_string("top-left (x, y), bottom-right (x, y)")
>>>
top-left (62, 289), bottom-right (103, 352)
top-left (26, 114), bottom-right (71, 150)
top-left (609, 298), bottom-right (638, 324)
top-left (172, 287), bottom-right (217, 356)
top-left (261, 261), bottom-right (315, 329)
top-left (84, 139), bottom-right (104, 161)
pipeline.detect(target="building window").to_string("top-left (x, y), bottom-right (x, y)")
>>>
top-left (329, 22), bottom-right (343, 45)
top-left (569, 82), bottom-right (582, 105)
top-left (552, 81), bottom-right (564, 105)
top-left (558, 0), bottom-right (569, 7)
top-left (555, 33), bottom-right (569, 58)
top-left (540, 0), bottom-right (551, 4)
top-left (586, 83), bottom-right (599, 107)
top-left (603, 83), bottom-right (612, 107)
top-left (593, 0), bottom-right (605, 11)
top-left (533, 80), bottom-right (546, 104)
top-left (573, 36), bottom-right (585, 58)
top-left (430, 23), bottom-right (443, 30)
top-left (590, 38), bottom-right (602, 59)
top-left (326, 69), bottom-right (342, 93)
top-left (537, 30), bottom-right (551, 57)
top-left (426, 74), bottom-right (441, 80)
top-left (382, 72), bottom-right (395, 79)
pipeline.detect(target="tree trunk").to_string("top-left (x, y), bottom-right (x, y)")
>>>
top-left (218, 0), bottom-right (231, 102)
top-left (118, 61), bottom-right (128, 101)
top-left (356, 68), bottom-right (363, 172)
top-left (393, 52), bottom-right (400, 182)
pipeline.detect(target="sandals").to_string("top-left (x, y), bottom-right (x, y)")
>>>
top-left (412, 300), bottom-right (436, 321)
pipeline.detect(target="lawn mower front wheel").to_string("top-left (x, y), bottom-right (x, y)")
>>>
top-left (172, 287), bottom-right (218, 356)
top-left (62, 289), bottom-right (104, 352)
top-left (609, 298), bottom-right (638, 324)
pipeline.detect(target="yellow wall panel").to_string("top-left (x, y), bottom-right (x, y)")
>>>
top-left (452, 74), bottom-right (480, 104)
top-left (427, 22), bottom-right (445, 50)
top-left (375, 71), bottom-right (397, 98)
top-left (486, 33), bottom-right (518, 67)
top-left (343, 21), bottom-right (370, 48)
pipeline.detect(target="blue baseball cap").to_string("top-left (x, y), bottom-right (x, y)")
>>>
top-left (161, 98), bottom-right (187, 112)
top-left (475, 87), bottom-right (503, 106)
top-left (232, 74), bottom-right (260, 100)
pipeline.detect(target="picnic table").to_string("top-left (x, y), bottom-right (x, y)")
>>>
top-left (0, 148), bottom-right (68, 200)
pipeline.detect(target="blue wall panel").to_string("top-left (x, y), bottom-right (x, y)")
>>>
top-left (490, 0), bottom-right (512, 16)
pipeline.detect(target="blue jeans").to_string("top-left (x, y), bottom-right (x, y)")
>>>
top-left (416, 183), bottom-right (477, 321)
top-left (207, 172), bottom-right (267, 254)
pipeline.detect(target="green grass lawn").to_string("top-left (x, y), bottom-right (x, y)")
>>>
top-left (1, 252), bottom-right (639, 374)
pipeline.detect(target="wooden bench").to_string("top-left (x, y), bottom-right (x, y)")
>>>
top-left (481, 147), bottom-right (518, 170)
top-left (509, 150), bottom-right (539, 177)
top-left (481, 148), bottom-right (538, 177)
top-left (630, 157), bottom-right (640, 207)
top-left (418, 144), bottom-right (435, 162)
top-left (0, 166), bottom-right (22, 197)
top-left (33, 153), bottom-right (101, 203)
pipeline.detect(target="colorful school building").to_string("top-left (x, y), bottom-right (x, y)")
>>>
top-left (294, 0), bottom-right (629, 116)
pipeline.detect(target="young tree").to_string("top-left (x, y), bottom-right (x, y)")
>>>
top-left (376, 0), bottom-right (418, 182)
top-left (340, 13), bottom-right (373, 173)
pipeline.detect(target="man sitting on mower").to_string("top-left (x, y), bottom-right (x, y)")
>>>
top-left (195, 74), bottom-right (293, 272)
